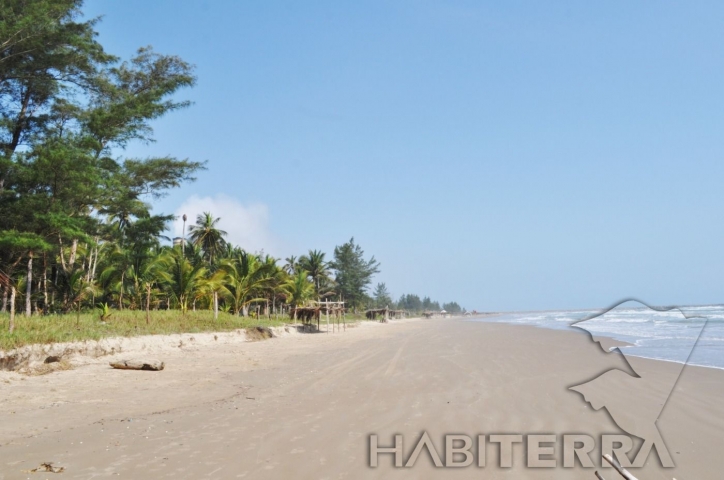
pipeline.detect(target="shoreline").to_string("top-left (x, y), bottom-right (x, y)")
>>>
top-left (479, 302), bottom-right (724, 315)
top-left (468, 312), bottom-right (724, 371)
top-left (618, 351), bottom-right (724, 372)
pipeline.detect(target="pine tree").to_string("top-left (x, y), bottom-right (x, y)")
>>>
top-left (330, 238), bottom-right (380, 311)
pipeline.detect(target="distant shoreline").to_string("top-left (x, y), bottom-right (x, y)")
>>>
top-left (468, 306), bottom-right (724, 371)
top-left (480, 302), bottom-right (724, 316)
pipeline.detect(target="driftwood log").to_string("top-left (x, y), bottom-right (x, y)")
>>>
top-left (23, 462), bottom-right (65, 473)
top-left (602, 454), bottom-right (639, 480)
top-left (109, 359), bottom-right (165, 371)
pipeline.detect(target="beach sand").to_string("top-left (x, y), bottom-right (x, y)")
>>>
top-left (0, 318), bottom-right (721, 479)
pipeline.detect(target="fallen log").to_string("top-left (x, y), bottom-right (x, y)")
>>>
top-left (602, 454), bottom-right (638, 480)
top-left (109, 359), bottom-right (164, 371)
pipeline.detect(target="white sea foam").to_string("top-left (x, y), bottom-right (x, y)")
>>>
top-left (471, 304), bottom-right (724, 369)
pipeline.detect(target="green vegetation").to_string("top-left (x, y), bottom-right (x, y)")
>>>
top-left (0, 310), bottom-right (285, 351)
top-left (0, 1), bottom-right (465, 349)
top-left (397, 295), bottom-right (464, 314)
top-left (330, 238), bottom-right (380, 309)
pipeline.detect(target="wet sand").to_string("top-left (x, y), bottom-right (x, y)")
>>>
top-left (0, 318), bottom-right (721, 479)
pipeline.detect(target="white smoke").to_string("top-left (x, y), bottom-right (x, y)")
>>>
top-left (172, 194), bottom-right (286, 257)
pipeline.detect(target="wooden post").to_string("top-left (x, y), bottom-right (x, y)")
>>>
top-left (25, 251), bottom-right (32, 317)
top-left (9, 286), bottom-right (16, 333)
top-left (146, 284), bottom-right (151, 324)
top-left (214, 291), bottom-right (218, 320)
top-left (326, 300), bottom-right (329, 333)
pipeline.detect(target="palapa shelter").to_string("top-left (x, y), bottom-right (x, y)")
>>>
top-left (289, 301), bottom-right (346, 332)
top-left (364, 307), bottom-right (407, 322)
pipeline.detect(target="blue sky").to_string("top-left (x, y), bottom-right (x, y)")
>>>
top-left (84, 1), bottom-right (724, 311)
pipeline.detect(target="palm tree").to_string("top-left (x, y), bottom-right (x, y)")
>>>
top-left (104, 198), bottom-right (149, 233)
top-left (188, 212), bottom-right (228, 265)
top-left (98, 243), bottom-right (133, 310)
top-left (164, 245), bottom-right (207, 315)
top-left (280, 270), bottom-right (315, 321)
top-left (298, 249), bottom-right (329, 297)
top-left (219, 242), bottom-right (239, 260)
top-left (259, 254), bottom-right (283, 317)
top-left (128, 249), bottom-right (172, 323)
top-left (67, 269), bottom-right (101, 327)
top-left (216, 251), bottom-right (273, 316)
top-left (197, 272), bottom-right (226, 320)
top-left (188, 213), bottom-right (229, 319)
top-left (283, 255), bottom-right (298, 274)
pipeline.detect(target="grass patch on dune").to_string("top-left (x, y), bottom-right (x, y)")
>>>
top-left (0, 310), bottom-right (288, 351)
top-left (0, 310), bottom-right (379, 351)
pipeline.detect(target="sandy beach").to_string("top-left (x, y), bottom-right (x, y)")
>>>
top-left (0, 317), bottom-right (722, 479)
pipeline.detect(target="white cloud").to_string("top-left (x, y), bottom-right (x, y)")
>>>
top-left (172, 195), bottom-right (285, 257)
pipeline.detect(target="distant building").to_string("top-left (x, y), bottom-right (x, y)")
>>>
top-left (172, 237), bottom-right (186, 247)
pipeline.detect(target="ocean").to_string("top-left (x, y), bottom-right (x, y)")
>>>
top-left (470, 302), bottom-right (724, 370)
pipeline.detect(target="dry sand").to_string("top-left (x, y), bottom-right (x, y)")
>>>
top-left (0, 318), bottom-right (721, 479)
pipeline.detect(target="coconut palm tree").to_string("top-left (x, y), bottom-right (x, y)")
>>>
top-left (164, 245), bottom-right (207, 315)
top-left (298, 249), bottom-right (329, 297)
top-left (280, 270), bottom-right (315, 320)
top-left (188, 213), bottom-right (229, 318)
top-left (127, 248), bottom-right (172, 323)
top-left (216, 251), bottom-right (273, 316)
top-left (283, 255), bottom-right (298, 274)
top-left (197, 272), bottom-right (226, 320)
top-left (67, 269), bottom-right (101, 327)
top-left (255, 254), bottom-right (284, 318)
top-left (187, 212), bottom-right (228, 265)
top-left (98, 243), bottom-right (133, 310)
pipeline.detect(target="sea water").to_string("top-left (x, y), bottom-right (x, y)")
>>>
top-left (470, 304), bottom-right (724, 370)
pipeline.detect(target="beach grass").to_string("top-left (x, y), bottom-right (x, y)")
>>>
top-left (0, 309), bottom-right (375, 351)
top-left (0, 309), bottom-right (290, 351)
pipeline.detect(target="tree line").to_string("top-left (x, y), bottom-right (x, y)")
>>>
top-left (374, 286), bottom-right (463, 314)
top-left (0, 1), bottom-right (464, 329)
